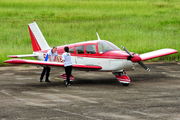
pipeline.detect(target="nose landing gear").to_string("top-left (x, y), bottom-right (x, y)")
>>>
top-left (112, 71), bottom-right (130, 86)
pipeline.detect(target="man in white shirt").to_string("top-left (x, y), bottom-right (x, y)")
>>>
top-left (62, 46), bottom-right (72, 86)
top-left (39, 46), bottom-right (59, 82)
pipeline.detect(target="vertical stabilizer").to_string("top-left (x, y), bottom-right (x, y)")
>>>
top-left (28, 20), bottom-right (50, 51)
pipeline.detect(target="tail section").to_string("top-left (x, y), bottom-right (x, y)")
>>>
top-left (28, 20), bottom-right (50, 52)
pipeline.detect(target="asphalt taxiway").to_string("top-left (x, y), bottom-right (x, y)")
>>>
top-left (0, 63), bottom-right (179, 120)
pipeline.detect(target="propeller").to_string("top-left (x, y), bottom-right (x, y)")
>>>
top-left (138, 61), bottom-right (150, 71)
top-left (121, 46), bottom-right (134, 58)
top-left (121, 45), bottom-right (150, 71)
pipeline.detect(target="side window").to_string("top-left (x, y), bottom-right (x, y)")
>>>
top-left (98, 43), bottom-right (103, 53)
top-left (75, 45), bottom-right (85, 54)
top-left (86, 45), bottom-right (96, 54)
top-left (69, 47), bottom-right (74, 53)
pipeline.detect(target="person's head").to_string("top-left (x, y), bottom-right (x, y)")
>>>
top-left (52, 46), bottom-right (57, 53)
top-left (64, 46), bottom-right (69, 53)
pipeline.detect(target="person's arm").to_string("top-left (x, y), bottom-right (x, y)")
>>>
top-left (48, 55), bottom-right (52, 62)
top-left (61, 54), bottom-right (65, 63)
top-left (56, 56), bottom-right (60, 62)
top-left (54, 52), bottom-right (59, 62)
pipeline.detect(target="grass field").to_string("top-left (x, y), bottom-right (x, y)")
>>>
top-left (0, 0), bottom-right (180, 65)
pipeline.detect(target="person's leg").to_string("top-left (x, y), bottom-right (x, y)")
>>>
top-left (65, 67), bottom-right (68, 82)
top-left (45, 67), bottom-right (51, 82)
top-left (68, 66), bottom-right (72, 85)
top-left (40, 67), bottom-right (46, 82)
top-left (69, 66), bottom-right (72, 83)
top-left (65, 66), bottom-right (70, 85)
top-left (64, 67), bottom-right (68, 86)
top-left (66, 66), bottom-right (72, 85)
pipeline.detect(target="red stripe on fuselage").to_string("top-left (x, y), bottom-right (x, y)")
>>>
top-left (33, 40), bottom-right (130, 60)
top-left (36, 49), bottom-right (129, 60)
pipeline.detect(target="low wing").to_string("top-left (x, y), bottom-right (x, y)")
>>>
top-left (7, 54), bottom-right (38, 58)
top-left (140, 48), bottom-right (178, 61)
top-left (4, 59), bottom-right (102, 70)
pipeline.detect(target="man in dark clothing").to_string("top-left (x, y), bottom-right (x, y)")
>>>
top-left (39, 47), bottom-right (59, 82)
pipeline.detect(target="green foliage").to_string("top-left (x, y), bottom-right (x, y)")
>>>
top-left (0, 0), bottom-right (180, 65)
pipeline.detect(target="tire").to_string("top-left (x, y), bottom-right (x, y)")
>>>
top-left (122, 83), bottom-right (129, 86)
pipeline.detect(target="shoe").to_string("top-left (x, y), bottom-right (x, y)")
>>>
top-left (64, 80), bottom-right (68, 87)
top-left (45, 79), bottom-right (51, 82)
top-left (39, 79), bottom-right (42, 82)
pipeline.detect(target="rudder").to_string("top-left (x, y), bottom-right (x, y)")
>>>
top-left (28, 20), bottom-right (50, 52)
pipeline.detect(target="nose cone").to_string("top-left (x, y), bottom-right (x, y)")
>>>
top-left (131, 54), bottom-right (141, 62)
top-left (108, 51), bottom-right (142, 62)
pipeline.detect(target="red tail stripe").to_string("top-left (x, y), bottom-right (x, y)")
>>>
top-left (28, 26), bottom-right (41, 52)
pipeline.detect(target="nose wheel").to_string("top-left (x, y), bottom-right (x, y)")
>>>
top-left (122, 83), bottom-right (129, 86)
top-left (113, 71), bottom-right (131, 86)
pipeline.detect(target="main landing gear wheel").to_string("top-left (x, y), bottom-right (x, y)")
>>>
top-left (122, 83), bottom-right (129, 86)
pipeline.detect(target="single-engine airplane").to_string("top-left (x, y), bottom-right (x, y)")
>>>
top-left (4, 20), bottom-right (178, 86)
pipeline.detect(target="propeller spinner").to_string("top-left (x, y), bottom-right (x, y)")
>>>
top-left (121, 45), bottom-right (150, 71)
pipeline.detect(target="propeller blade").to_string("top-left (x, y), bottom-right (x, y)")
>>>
top-left (121, 45), bottom-right (150, 71)
top-left (121, 45), bottom-right (134, 58)
top-left (138, 61), bottom-right (150, 71)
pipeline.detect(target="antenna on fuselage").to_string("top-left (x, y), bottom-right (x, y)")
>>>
top-left (65, 42), bottom-right (67, 45)
top-left (70, 35), bottom-right (77, 43)
top-left (96, 32), bottom-right (101, 40)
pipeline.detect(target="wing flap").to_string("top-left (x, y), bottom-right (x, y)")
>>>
top-left (4, 59), bottom-right (102, 70)
top-left (140, 49), bottom-right (178, 61)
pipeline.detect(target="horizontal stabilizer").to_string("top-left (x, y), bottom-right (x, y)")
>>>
top-left (7, 54), bottom-right (38, 58)
top-left (140, 49), bottom-right (178, 61)
top-left (4, 59), bottom-right (102, 70)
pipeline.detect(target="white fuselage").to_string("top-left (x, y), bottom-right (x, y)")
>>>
top-left (34, 52), bottom-right (137, 72)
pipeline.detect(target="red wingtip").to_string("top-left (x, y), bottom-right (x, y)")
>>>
top-left (34, 19), bottom-right (36, 22)
top-left (3, 59), bottom-right (27, 64)
top-left (7, 55), bottom-right (18, 58)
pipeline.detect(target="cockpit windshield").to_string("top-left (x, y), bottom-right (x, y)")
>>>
top-left (98, 41), bottom-right (121, 53)
top-left (106, 41), bottom-right (121, 50)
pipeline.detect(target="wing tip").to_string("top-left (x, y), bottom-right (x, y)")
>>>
top-left (7, 55), bottom-right (18, 58)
